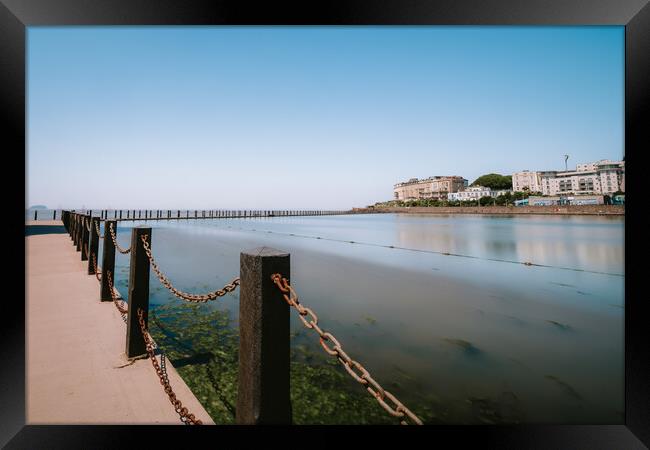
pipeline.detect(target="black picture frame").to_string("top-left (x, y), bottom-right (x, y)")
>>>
top-left (5, 0), bottom-right (648, 447)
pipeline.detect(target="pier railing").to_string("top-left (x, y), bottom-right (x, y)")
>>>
top-left (60, 210), bottom-right (422, 425)
top-left (33, 208), bottom-right (358, 221)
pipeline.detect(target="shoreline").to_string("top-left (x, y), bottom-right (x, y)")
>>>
top-left (352, 205), bottom-right (624, 216)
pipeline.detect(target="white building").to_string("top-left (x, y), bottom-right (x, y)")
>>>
top-left (447, 186), bottom-right (492, 201)
top-left (491, 189), bottom-right (513, 198)
top-left (448, 187), bottom-right (513, 201)
top-left (512, 171), bottom-right (542, 192)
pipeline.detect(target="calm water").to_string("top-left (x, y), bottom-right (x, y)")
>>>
top-left (101, 213), bottom-right (624, 424)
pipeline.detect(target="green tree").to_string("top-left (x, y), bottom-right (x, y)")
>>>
top-left (478, 195), bottom-right (494, 206)
top-left (471, 173), bottom-right (513, 190)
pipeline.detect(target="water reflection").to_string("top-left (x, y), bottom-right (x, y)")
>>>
top-left (394, 214), bottom-right (623, 274)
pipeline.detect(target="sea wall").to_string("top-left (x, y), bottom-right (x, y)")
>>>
top-left (352, 205), bottom-right (625, 215)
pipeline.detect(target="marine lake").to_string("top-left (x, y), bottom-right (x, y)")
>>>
top-left (100, 213), bottom-right (624, 424)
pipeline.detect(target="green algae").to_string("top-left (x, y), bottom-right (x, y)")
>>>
top-left (544, 375), bottom-right (582, 400)
top-left (546, 320), bottom-right (572, 331)
top-left (148, 302), bottom-right (435, 424)
top-left (442, 338), bottom-right (481, 356)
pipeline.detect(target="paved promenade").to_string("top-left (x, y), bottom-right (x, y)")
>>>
top-left (26, 224), bottom-right (214, 424)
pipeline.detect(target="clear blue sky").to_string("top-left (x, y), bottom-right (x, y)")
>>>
top-left (27, 26), bottom-right (624, 210)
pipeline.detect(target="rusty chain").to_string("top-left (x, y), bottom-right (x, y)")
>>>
top-left (271, 274), bottom-right (423, 426)
top-left (105, 269), bottom-right (201, 424)
top-left (106, 270), bottom-right (129, 317)
top-left (140, 234), bottom-right (240, 302)
top-left (137, 307), bottom-right (203, 425)
top-left (92, 253), bottom-right (102, 282)
top-left (85, 218), bottom-right (92, 232)
top-left (94, 220), bottom-right (104, 239)
top-left (108, 222), bottom-right (132, 254)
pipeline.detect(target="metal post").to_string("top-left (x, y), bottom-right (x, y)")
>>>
top-left (100, 220), bottom-right (116, 301)
top-left (237, 247), bottom-right (292, 424)
top-left (125, 226), bottom-right (152, 359)
top-left (75, 214), bottom-right (82, 251)
top-left (34, 210), bottom-right (37, 220)
top-left (80, 215), bottom-right (90, 261)
top-left (74, 213), bottom-right (79, 242)
top-left (53, 210), bottom-right (57, 220)
top-left (88, 217), bottom-right (100, 275)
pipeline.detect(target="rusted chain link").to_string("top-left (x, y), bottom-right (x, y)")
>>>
top-left (108, 222), bottom-right (131, 254)
top-left (94, 220), bottom-right (104, 239)
top-left (137, 307), bottom-right (203, 425)
top-left (140, 234), bottom-right (240, 302)
top-left (92, 253), bottom-right (102, 282)
top-left (106, 270), bottom-right (128, 316)
top-left (271, 274), bottom-right (423, 426)
top-left (86, 218), bottom-right (92, 232)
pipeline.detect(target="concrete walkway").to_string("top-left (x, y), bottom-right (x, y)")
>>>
top-left (26, 226), bottom-right (214, 424)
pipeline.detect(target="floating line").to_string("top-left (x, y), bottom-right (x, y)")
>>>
top-left (212, 223), bottom-right (624, 278)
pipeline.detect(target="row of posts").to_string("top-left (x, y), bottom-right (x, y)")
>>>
top-left (95, 209), bottom-right (346, 220)
top-left (60, 210), bottom-right (292, 424)
top-left (35, 209), bottom-right (352, 221)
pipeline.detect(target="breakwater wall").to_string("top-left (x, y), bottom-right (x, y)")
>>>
top-left (353, 205), bottom-right (624, 215)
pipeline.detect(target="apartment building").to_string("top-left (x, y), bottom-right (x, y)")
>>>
top-left (539, 160), bottom-right (624, 195)
top-left (394, 176), bottom-right (467, 200)
top-left (512, 170), bottom-right (542, 192)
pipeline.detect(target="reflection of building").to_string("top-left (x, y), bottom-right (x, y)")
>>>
top-left (512, 171), bottom-right (542, 192)
top-left (394, 176), bottom-right (467, 200)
